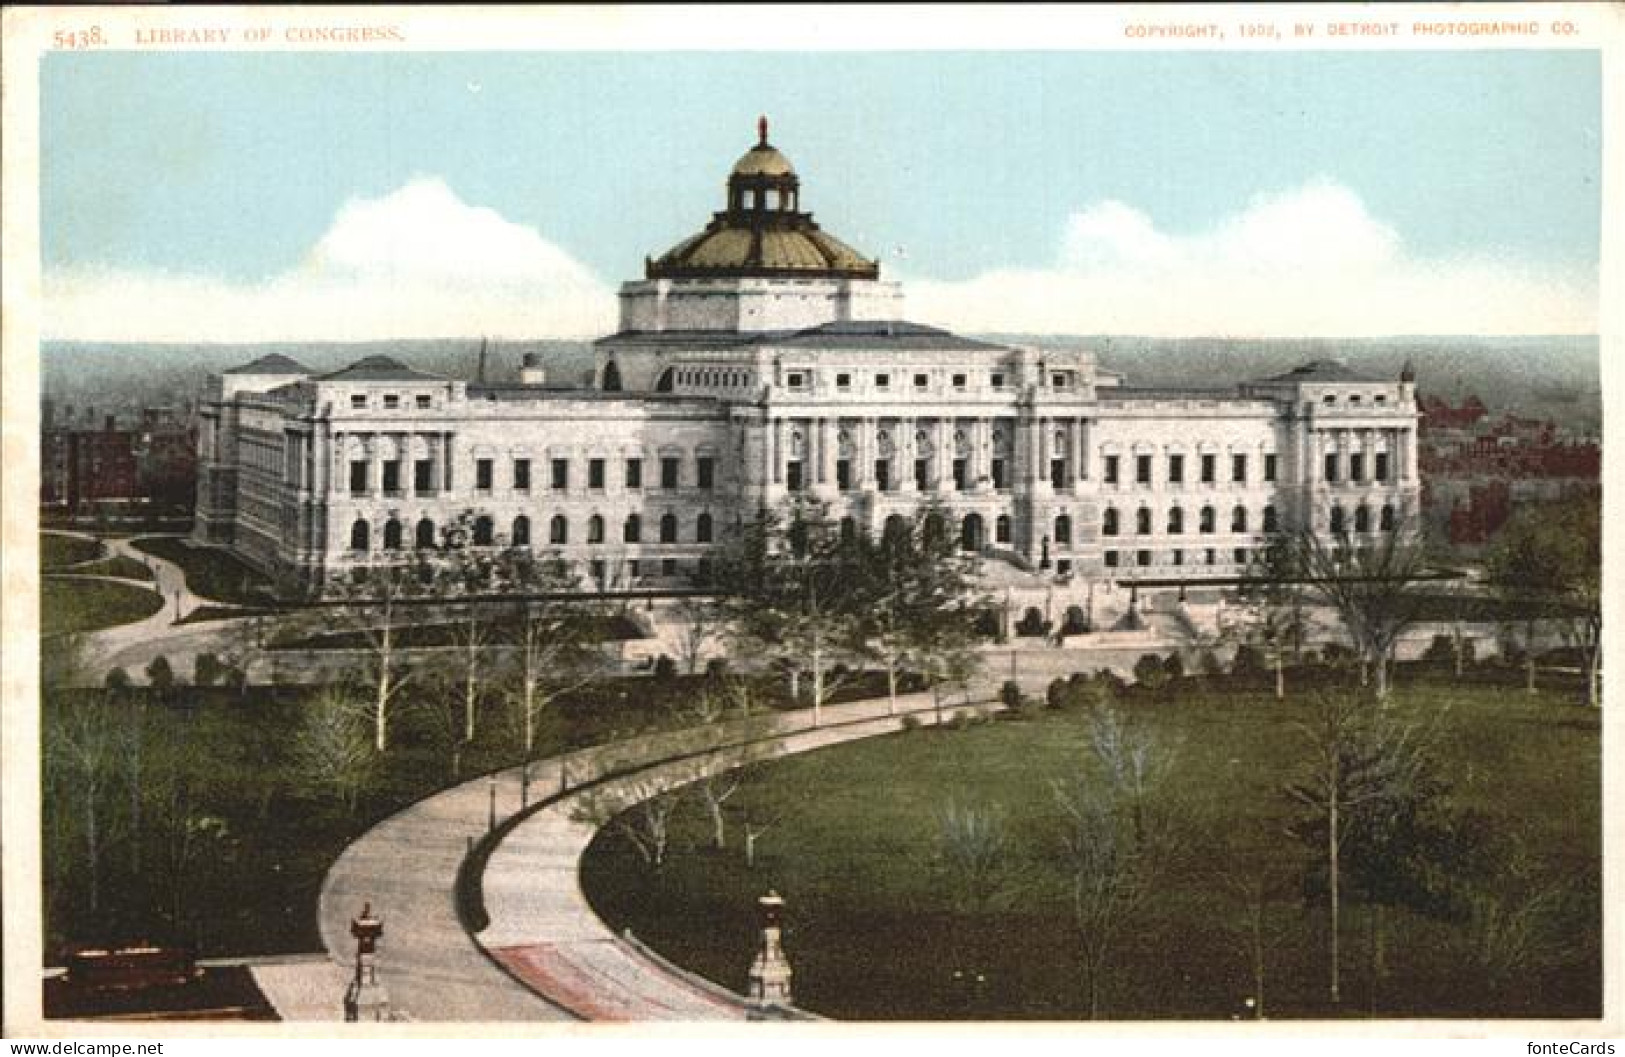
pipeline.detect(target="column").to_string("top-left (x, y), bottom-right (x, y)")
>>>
top-left (1077, 418), bottom-right (1090, 481)
top-left (933, 418), bottom-right (949, 491)
top-left (857, 418), bottom-right (874, 488)
top-left (772, 417), bottom-right (784, 486)
top-left (974, 418), bottom-right (990, 492)
top-left (900, 417), bottom-right (916, 493)
top-left (818, 417), bottom-right (836, 487)
top-left (368, 433), bottom-right (381, 497)
top-left (1037, 416), bottom-right (1052, 490)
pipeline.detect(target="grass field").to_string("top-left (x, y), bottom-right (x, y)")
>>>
top-left (128, 536), bottom-right (278, 605)
top-left (71, 555), bottom-right (158, 582)
top-left (40, 578), bottom-right (164, 636)
top-left (40, 533), bottom-right (103, 570)
top-left (582, 672), bottom-right (1600, 1020)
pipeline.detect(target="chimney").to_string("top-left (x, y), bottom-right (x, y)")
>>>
top-left (520, 353), bottom-right (547, 386)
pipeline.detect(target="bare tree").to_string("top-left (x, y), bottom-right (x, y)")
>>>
top-left (497, 553), bottom-right (601, 756)
top-left (45, 695), bottom-right (130, 914)
top-left (572, 779), bottom-right (686, 871)
top-left (1487, 493), bottom-right (1601, 706)
top-left (292, 684), bottom-right (378, 815)
top-left (1048, 706), bottom-right (1179, 1018)
top-left (1282, 691), bottom-right (1435, 1006)
top-left (670, 594), bottom-right (724, 676)
top-left (331, 555), bottom-right (430, 752)
top-left (414, 672), bottom-right (471, 781)
top-left (936, 799), bottom-right (1010, 914)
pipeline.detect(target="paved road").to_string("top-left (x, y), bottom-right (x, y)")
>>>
top-left (315, 692), bottom-right (969, 1022)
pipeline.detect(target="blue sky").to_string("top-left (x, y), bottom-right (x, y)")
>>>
top-left (41, 49), bottom-right (1601, 338)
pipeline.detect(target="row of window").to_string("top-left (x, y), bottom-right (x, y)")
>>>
top-left (349, 392), bottom-right (435, 411)
top-left (1321, 392), bottom-right (1390, 407)
top-left (348, 511), bottom-right (718, 552)
top-left (1099, 504), bottom-right (1281, 538)
top-left (783, 369), bottom-right (1077, 393)
top-left (1103, 548), bottom-right (1252, 569)
top-left (347, 455), bottom-right (716, 496)
top-left (1102, 452), bottom-right (1281, 487)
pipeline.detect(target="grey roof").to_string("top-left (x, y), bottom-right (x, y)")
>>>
top-left (223, 352), bottom-right (310, 375)
top-left (315, 355), bottom-right (444, 383)
top-left (1108, 385), bottom-right (1244, 400)
top-left (1258, 360), bottom-right (1376, 384)
top-left (598, 320), bottom-right (1008, 354)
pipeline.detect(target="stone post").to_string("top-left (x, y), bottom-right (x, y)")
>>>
top-left (747, 891), bottom-right (793, 1009)
top-left (344, 902), bottom-right (390, 1022)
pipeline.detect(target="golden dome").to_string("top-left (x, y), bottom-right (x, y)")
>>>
top-left (646, 117), bottom-right (878, 282)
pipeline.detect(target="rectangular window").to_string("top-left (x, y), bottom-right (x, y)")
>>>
top-left (1057, 559), bottom-right (1072, 577)
top-left (1201, 454), bottom-right (1216, 483)
top-left (837, 459), bottom-right (852, 491)
top-left (625, 458), bottom-right (643, 489)
top-left (513, 458), bottom-right (531, 491)
top-left (383, 394), bottom-right (400, 410)
top-left (953, 458), bottom-right (968, 491)
top-left (661, 456), bottom-right (680, 489)
top-left (1052, 373), bottom-right (1069, 389)
top-left (786, 461), bottom-right (804, 492)
top-left (952, 373), bottom-right (967, 389)
top-left (476, 458), bottom-right (493, 491)
top-left (413, 459), bottom-right (433, 493)
top-left (1168, 454), bottom-right (1184, 484)
top-left (697, 456), bottom-right (715, 490)
top-left (350, 394), bottom-right (367, 410)
top-left (551, 458), bottom-right (569, 490)
top-left (588, 458), bottom-right (605, 489)
top-left (591, 559), bottom-right (607, 583)
top-left (1137, 550), bottom-right (1151, 568)
top-left (1136, 454), bottom-right (1152, 485)
top-left (786, 372), bottom-right (806, 389)
top-left (1105, 550), bottom-right (1120, 568)
top-left (1350, 453), bottom-right (1365, 483)
top-left (875, 373), bottom-right (890, 389)
top-left (1264, 453), bottom-right (1278, 482)
top-left (875, 460), bottom-right (891, 492)
top-left (1324, 453), bottom-right (1339, 483)
top-left (349, 460), bottom-right (368, 495)
top-left (914, 373), bottom-right (929, 389)
top-left (1205, 548), bottom-right (1217, 566)
top-left (914, 458), bottom-right (929, 492)
top-left (1233, 454), bottom-right (1247, 483)
top-left (1234, 547), bottom-right (1249, 565)
top-left (1104, 455), bottom-right (1120, 485)
top-left (1375, 453), bottom-right (1389, 482)
top-left (381, 460), bottom-right (401, 495)
top-left (661, 558), bottom-right (678, 578)
top-left (991, 459), bottom-right (1007, 489)
top-left (991, 372), bottom-right (1006, 389)
top-left (415, 394), bottom-right (432, 410)
top-left (836, 373), bottom-right (851, 390)
top-left (1172, 548), bottom-right (1184, 567)
top-left (1050, 459), bottom-right (1066, 490)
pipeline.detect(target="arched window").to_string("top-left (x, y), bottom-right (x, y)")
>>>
top-left (350, 519), bottom-right (370, 552)
top-left (1380, 503), bottom-right (1396, 531)
top-left (602, 361), bottom-right (622, 392)
top-left (1330, 505), bottom-right (1346, 535)
top-left (995, 515), bottom-right (1011, 544)
top-left (415, 517), bottom-right (436, 549)
top-left (1102, 507), bottom-right (1120, 536)
top-left (512, 515), bottom-right (531, 548)
top-left (1199, 506), bottom-right (1215, 534)
top-left (624, 514), bottom-right (642, 543)
top-left (1231, 505), bottom-right (1248, 533)
top-left (1054, 515), bottom-right (1072, 545)
top-left (1167, 506), bottom-right (1185, 534)
top-left (660, 512), bottom-right (678, 543)
top-left (382, 518), bottom-right (403, 551)
top-left (1136, 508), bottom-right (1152, 535)
top-left (473, 515), bottom-right (495, 547)
top-left (696, 512), bottom-right (714, 543)
top-left (550, 515), bottom-right (568, 544)
top-left (960, 512), bottom-right (984, 552)
top-left (883, 514), bottom-right (909, 545)
top-left (588, 515), bottom-right (605, 544)
top-left (839, 517), bottom-right (856, 545)
top-left (1262, 505), bottom-right (1279, 533)
top-left (1354, 505), bottom-right (1371, 533)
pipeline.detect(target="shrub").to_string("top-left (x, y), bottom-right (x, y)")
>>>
top-left (145, 654), bottom-right (176, 691)
top-left (1046, 678), bottom-right (1070, 710)
top-left (1014, 608), bottom-right (1051, 638)
top-left (972, 609), bottom-right (1004, 641)
top-left (652, 654), bottom-right (677, 681)
top-left (1320, 642), bottom-right (1354, 669)
top-left (1133, 653), bottom-right (1171, 692)
top-left (1198, 650), bottom-right (1224, 679)
top-left (1230, 643), bottom-right (1265, 678)
top-left (705, 657), bottom-right (730, 679)
top-left (899, 714), bottom-right (922, 732)
top-left (1061, 605), bottom-right (1090, 636)
top-left (1000, 680), bottom-right (1024, 710)
top-left (104, 667), bottom-right (131, 692)
top-left (194, 651), bottom-right (224, 687)
top-left (1162, 652), bottom-right (1185, 681)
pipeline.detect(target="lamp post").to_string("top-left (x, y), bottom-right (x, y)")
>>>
top-left (487, 776), bottom-right (497, 833)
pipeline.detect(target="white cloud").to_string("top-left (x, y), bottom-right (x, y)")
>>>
top-left (910, 179), bottom-right (1596, 337)
top-left (45, 177), bottom-right (616, 342)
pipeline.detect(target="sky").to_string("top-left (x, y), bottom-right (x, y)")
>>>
top-left (40, 49), bottom-right (1601, 340)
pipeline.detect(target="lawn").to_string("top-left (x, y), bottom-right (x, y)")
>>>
top-left (41, 533), bottom-right (103, 570)
top-left (128, 536), bottom-right (279, 606)
top-left (72, 555), bottom-right (158, 582)
top-left (581, 671), bottom-right (1601, 1021)
top-left (267, 613), bottom-right (645, 651)
top-left (40, 578), bottom-right (164, 636)
top-left (38, 671), bottom-right (841, 963)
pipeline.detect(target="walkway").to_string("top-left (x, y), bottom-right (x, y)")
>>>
top-left (314, 691), bottom-right (974, 1022)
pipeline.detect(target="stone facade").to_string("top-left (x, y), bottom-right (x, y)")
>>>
top-left (195, 127), bottom-right (1420, 597)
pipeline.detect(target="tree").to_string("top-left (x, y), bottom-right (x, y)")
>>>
top-left (45, 695), bottom-right (131, 916)
top-left (936, 799), bottom-right (1010, 914)
top-left (671, 594), bottom-right (724, 676)
top-left (711, 498), bottom-right (872, 726)
top-left (1282, 691), bottom-right (1437, 1006)
top-left (496, 552), bottom-right (602, 756)
top-left (145, 653), bottom-right (176, 693)
top-left (677, 682), bottom-right (763, 851)
top-left (1048, 706), bottom-right (1178, 1018)
top-left (1289, 522), bottom-right (1431, 703)
top-left (293, 685), bottom-right (378, 815)
top-left (572, 778), bottom-right (686, 871)
top-left (858, 502), bottom-right (987, 714)
top-left (331, 554), bottom-right (432, 752)
top-left (414, 672), bottom-right (472, 781)
top-left (1486, 493), bottom-right (1601, 706)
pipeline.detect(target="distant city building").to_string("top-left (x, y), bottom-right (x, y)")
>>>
top-left (41, 403), bottom-right (197, 515)
top-left (196, 122), bottom-right (1421, 596)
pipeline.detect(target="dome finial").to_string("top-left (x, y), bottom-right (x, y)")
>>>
top-left (758, 114), bottom-right (769, 146)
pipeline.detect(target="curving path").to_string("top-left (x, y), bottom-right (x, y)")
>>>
top-left (314, 691), bottom-right (979, 1022)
